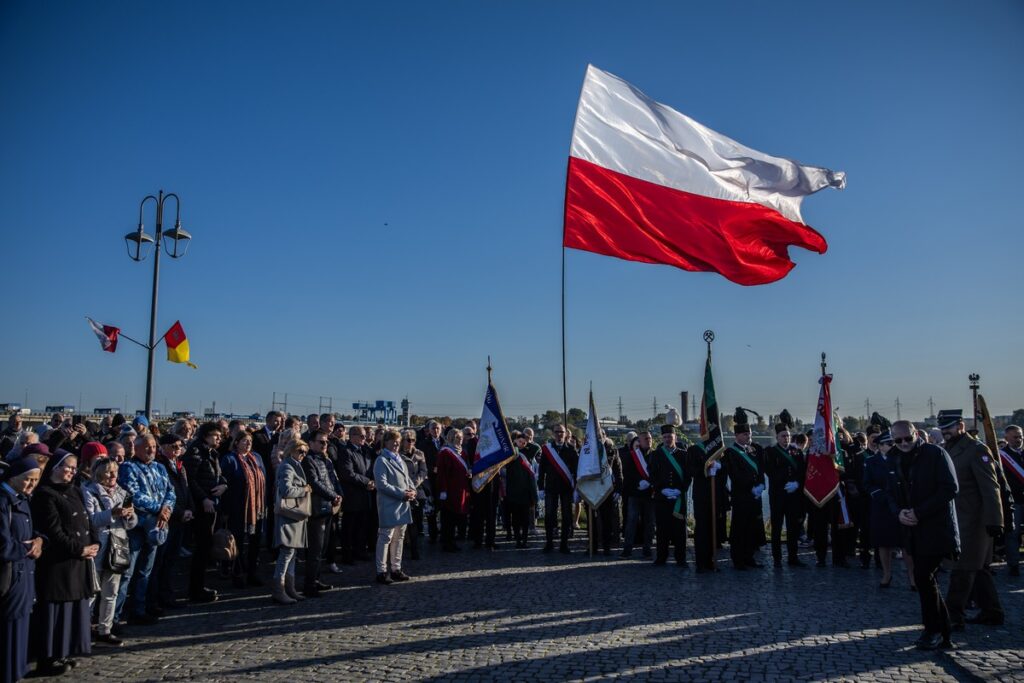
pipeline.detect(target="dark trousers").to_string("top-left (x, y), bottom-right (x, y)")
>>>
top-left (148, 520), bottom-right (184, 607)
top-left (500, 498), bottom-right (513, 539)
top-left (809, 500), bottom-right (839, 564)
top-left (693, 496), bottom-right (715, 570)
top-left (340, 509), bottom-right (368, 562)
top-left (588, 498), bottom-right (619, 553)
top-left (729, 501), bottom-right (760, 567)
top-left (544, 490), bottom-right (573, 546)
top-left (228, 518), bottom-right (263, 579)
top-left (441, 509), bottom-right (465, 548)
top-left (510, 503), bottom-right (531, 544)
top-left (622, 496), bottom-right (654, 553)
top-left (947, 567), bottom-right (1003, 623)
top-left (655, 498), bottom-right (687, 564)
top-left (913, 553), bottom-right (951, 637)
top-left (716, 506), bottom-right (728, 548)
top-left (404, 503), bottom-right (423, 559)
top-left (189, 511), bottom-right (215, 596)
top-left (323, 514), bottom-right (339, 565)
top-left (427, 509), bottom-right (439, 541)
top-left (304, 516), bottom-right (327, 591)
top-left (470, 484), bottom-right (498, 547)
top-left (769, 493), bottom-right (801, 562)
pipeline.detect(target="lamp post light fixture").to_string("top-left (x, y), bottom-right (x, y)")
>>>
top-left (968, 373), bottom-right (980, 430)
top-left (123, 190), bottom-right (191, 419)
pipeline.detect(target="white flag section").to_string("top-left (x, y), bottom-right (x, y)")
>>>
top-left (576, 391), bottom-right (614, 507)
top-left (471, 382), bottom-right (517, 493)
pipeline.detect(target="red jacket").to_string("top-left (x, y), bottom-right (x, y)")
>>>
top-left (436, 446), bottom-right (471, 514)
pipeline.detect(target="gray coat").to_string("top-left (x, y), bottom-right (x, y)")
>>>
top-left (274, 457), bottom-right (309, 549)
top-left (374, 449), bottom-right (414, 528)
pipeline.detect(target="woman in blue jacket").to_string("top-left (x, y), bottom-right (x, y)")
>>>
top-left (220, 431), bottom-right (267, 588)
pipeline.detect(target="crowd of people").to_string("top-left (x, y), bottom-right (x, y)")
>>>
top-left (0, 405), bottom-right (1021, 679)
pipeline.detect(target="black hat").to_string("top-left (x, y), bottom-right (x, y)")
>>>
top-left (936, 410), bottom-right (963, 429)
top-left (778, 409), bottom-right (794, 430)
top-left (877, 430), bottom-right (894, 445)
top-left (660, 424), bottom-right (675, 435)
top-left (774, 422), bottom-right (790, 434)
top-left (0, 456), bottom-right (40, 481)
top-left (869, 412), bottom-right (892, 430)
top-left (159, 433), bottom-right (184, 446)
top-left (734, 422), bottom-right (752, 435)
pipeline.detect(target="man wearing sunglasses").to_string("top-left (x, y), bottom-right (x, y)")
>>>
top-left (936, 410), bottom-right (1005, 631)
top-left (892, 419), bottom-right (958, 650)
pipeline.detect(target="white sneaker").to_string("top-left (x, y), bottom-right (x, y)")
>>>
top-left (328, 563), bottom-right (343, 574)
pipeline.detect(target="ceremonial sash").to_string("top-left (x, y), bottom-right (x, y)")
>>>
top-left (775, 445), bottom-right (798, 472)
top-left (631, 448), bottom-right (650, 480)
top-left (661, 446), bottom-right (687, 519)
top-left (836, 485), bottom-right (853, 529)
top-left (1000, 449), bottom-right (1024, 486)
top-left (517, 452), bottom-right (536, 478)
top-left (542, 442), bottom-right (574, 488)
top-left (731, 444), bottom-right (759, 474)
top-left (440, 447), bottom-right (470, 475)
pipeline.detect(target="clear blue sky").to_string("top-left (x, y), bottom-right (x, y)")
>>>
top-left (2, 1), bottom-right (1021, 422)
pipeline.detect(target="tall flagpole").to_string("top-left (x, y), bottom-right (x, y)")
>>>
top-left (560, 161), bottom-right (571, 427)
top-left (705, 330), bottom-right (718, 565)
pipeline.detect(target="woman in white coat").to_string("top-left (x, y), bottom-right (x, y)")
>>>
top-left (373, 429), bottom-right (417, 585)
top-left (272, 440), bottom-right (311, 605)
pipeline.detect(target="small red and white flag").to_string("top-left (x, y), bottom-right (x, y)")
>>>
top-left (565, 65), bottom-right (845, 286)
top-left (86, 317), bottom-right (120, 353)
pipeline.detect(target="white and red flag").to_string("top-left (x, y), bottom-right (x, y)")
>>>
top-left (86, 317), bottom-right (120, 353)
top-left (804, 374), bottom-right (841, 507)
top-left (564, 65), bottom-right (845, 286)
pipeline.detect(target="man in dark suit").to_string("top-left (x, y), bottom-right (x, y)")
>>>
top-left (337, 425), bottom-right (375, 563)
top-left (893, 419), bottom-right (959, 651)
top-left (416, 420), bottom-right (444, 543)
top-left (252, 411), bottom-right (282, 548)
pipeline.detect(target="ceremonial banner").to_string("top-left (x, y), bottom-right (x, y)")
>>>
top-left (700, 347), bottom-right (725, 469)
top-left (564, 65), bottom-right (845, 286)
top-left (471, 381), bottom-right (516, 492)
top-left (86, 317), bottom-right (120, 352)
top-left (163, 321), bottom-right (197, 369)
top-left (577, 390), bottom-right (614, 507)
top-left (804, 374), bottom-right (840, 507)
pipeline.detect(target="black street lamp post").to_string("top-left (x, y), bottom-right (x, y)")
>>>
top-left (124, 190), bottom-right (191, 419)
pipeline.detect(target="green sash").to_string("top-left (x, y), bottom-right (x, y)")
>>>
top-left (661, 446), bottom-right (686, 519)
top-left (731, 444), bottom-right (759, 474)
top-left (775, 445), bottom-right (798, 471)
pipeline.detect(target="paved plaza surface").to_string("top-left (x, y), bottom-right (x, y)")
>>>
top-left (68, 531), bottom-right (1022, 682)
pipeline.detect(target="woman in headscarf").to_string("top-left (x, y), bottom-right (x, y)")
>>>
top-left (1, 457), bottom-right (44, 683)
top-left (29, 451), bottom-right (99, 676)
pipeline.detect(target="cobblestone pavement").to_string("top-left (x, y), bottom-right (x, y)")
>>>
top-left (67, 530), bottom-right (1022, 682)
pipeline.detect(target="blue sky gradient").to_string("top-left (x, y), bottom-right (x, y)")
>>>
top-left (1, 1), bottom-right (1022, 421)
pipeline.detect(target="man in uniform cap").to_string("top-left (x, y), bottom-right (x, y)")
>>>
top-left (722, 411), bottom-right (766, 569)
top-left (765, 416), bottom-right (806, 567)
top-left (937, 410), bottom-right (1005, 629)
top-left (648, 425), bottom-right (691, 567)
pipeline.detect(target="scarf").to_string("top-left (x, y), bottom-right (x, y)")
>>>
top-left (238, 451), bottom-right (266, 534)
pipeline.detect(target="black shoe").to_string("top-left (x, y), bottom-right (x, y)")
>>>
top-left (375, 573), bottom-right (393, 585)
top-left (733, 564), bottom-right (748, 571)
top-left (128, 612), bottom-right (159, 626)
top-left (391, 570), bottom-right (411, 582)
top-left (95, 632), bottom-right (123, 647)
top-left (815, 560), bottom-right (826, 568)
top-left (543, 543), bottom-right (554, 554)
top-left (619, 550), bottom-right (632, 558)
top-left (879, 578), bottom-right (892, 588)
top-left (302, 587), bottom-right (322, 598)
top-left (247, 575), bottom-right (265, 587)
top-left (938, 638), bottom-right (954, 650)
top-left (442, 544), bottom-right (460, 553)
top-left (146, 606), bottom-right (165, 618)
top-left (189, 588), bottom-right (218, 603)
top-left (773, 558), bottom-right (783, 568)
top-left (314, 580), bottom-right (333, 591)
top-left (915, 632), bottom-right (944, 651)
top-left (559, 544), bottom-right (571, 554)
top-left (832, 559), bottom-right (850, 568)
top-left (31, 660), bottom-right (69, 677)
top-left (788, 558), bottom-right (807, 567)
top-left (111, 622), bottom-right (124, 637)
top-left (965, 614), bottom-right (1004, 626)
top-left (653, 558), bottom-right (667, 566)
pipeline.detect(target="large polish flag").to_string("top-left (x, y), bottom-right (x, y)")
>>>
top-left (564, 65), bottom-right (846, 286)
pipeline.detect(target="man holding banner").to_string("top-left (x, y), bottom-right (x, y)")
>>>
top-left (538, 425), bottom-right (579, 554)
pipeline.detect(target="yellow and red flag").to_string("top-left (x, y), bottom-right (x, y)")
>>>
top-left (163, 321), bottom-right (197, 369)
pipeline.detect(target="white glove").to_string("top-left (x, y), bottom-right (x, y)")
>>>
top-left (638, 480), bottom-right (651, 491)
top-left (707, 461), bottom-right (722, 477)
top-left (439, 492), bottom-right (448, 501)
top-left (613, 492), bottom-right (621, 502)
top-left (784, 481), bottom-right (799, 494)
top-left (751, 484), bottom-right (765, 499)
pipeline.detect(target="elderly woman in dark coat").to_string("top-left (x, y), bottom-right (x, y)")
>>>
top-left (29, 452), bottom-right (100, 676)
top-left (1, 457), bottom-right (44, 683)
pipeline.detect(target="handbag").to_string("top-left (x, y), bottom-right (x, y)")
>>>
top-left (104, 527), bottom-right (132, 574)
top-left (86, 558), bottom-right (101, 595)
top-left (211, 527), bottom-right (238, 562)
top-left (276, 493), bottom-right (311, 521)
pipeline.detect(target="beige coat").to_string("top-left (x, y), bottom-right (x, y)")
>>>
top-left (947, 434), bottom-right (1003, 570)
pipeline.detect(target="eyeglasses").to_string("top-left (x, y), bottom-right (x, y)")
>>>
top-left (893, 436), bottom-right (915, 445)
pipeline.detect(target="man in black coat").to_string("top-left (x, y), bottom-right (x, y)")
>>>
top-left (765, 422), bottom-right (806, 567)
top-left (892, 419), bottom-right (959, 651)
top-left (723, 422), bottom-right (766, 570)
top-left (252, 411), bottom-right (282, 549)
top-left (538, 424), bottom-right (579, 554)
top-left (337, 426), bottom-right (374, 563)
top-left (416, 420), bottom-right (444, 543)
top-left (648, 425), bottom-right (691, 567)
top-left (150, 433), bottom-right (195, 609)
